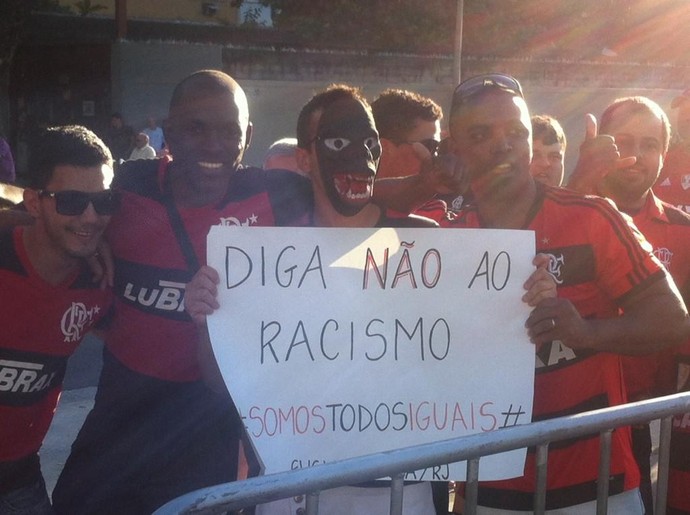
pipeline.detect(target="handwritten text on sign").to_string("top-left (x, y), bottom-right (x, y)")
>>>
top-left (206, 226), bottom-right (535, 480)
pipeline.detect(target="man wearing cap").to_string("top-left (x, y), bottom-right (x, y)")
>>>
top-left (653, 89), bottom-right (690, 213)
top-left (442, 73), bottom-right (690, 513)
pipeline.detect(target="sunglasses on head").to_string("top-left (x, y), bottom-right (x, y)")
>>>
top-left (451, 73), bottom-right (524, 111)
top-left (38, 190), bottom-right (119, 216)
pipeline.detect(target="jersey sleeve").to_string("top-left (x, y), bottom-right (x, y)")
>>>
top-left (590, 198), bottom-right (665, 303)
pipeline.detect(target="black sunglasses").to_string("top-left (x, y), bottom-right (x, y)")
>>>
top-left (451, 73), bottom-right (524, 111)
top-left (38, 190), bottom-right (119, 216)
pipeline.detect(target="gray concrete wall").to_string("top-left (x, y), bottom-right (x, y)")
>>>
top-left (111, 40), bottom-right (223, 131)
top-left (110, 41), bottom-right (685, 177)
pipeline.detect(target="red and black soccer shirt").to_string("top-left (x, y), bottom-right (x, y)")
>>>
top-left (0, 227), bottom-right (112, 463)
top-left (443, 184), bottom-right (664, 510)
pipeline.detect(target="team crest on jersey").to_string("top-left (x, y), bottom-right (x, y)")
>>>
top-left (60, 302), bottom-right (101, 343)
top-left (219, 214), bottom-right (258, 227)
top-left (682, 174), bottom-right (690, 191)
top-left (545, 253), bottom-right (565, 284)
top-left (654, 247), bottom-right (673, 269)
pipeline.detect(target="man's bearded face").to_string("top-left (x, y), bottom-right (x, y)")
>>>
top-left (314, 98), bottom-right (381, 216)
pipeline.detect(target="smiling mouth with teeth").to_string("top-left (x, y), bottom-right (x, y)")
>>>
top-left (333, 173), bottom-right (374, 200)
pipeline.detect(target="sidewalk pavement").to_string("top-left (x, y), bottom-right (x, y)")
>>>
top-left (41, 387), bottom-right (96, 494)
top-left (41, 334), bottom-right (102, 495)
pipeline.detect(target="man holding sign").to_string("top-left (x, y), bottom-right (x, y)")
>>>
top-left (443, 74), bottom-right (690, 513)
top-left (186, 84), bottom-right (557, 514)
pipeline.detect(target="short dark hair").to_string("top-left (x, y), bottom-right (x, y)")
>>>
top-left (27, 125), bottom-right (112, 189)
top-left (296, 84), bottom-right (370, 149)
top-left (531, 115), bottom-right (566, 148)
top-left (600, 96), bottom-right (671, 153)
top-left (371, 89), bottom-right (442, 142)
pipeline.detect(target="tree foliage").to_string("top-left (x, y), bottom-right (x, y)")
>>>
top-left (234, 0), bottom-right (690, 63)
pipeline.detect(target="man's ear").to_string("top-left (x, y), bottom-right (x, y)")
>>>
top-left (294, 147), bottom-right (312, 177)
top-left (23, 189), bottom-right (41, 218)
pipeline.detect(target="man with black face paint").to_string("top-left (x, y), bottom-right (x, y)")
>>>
top-left (278, 84), bottom-right (438, 514)
top-left (295, 84), bottom-right (437, 229)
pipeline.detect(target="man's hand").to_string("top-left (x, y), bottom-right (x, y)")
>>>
top-left (87, 240), bottom-right (115, 289)
top-left (566, 113), bottom-right (636, 194)
top-left (525, 297), bottom-right (592, 349)
top-left (184, 265), bottom-right (220, 326)
top-left (522, 253), bottom-right (557, 307)
top-left (414, 140), bottom-right (467, 196)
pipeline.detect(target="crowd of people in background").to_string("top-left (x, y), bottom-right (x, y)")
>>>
top-left (3, 69), bottom-right (690, 515)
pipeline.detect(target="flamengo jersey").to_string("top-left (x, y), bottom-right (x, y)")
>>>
top-left (0, 228), bottom-right (111, 462)
top-left (654, 143), bottom-right (690, 214)
top-left (622, 194), bottom-right (690, 401)
top-left (443, 184), bottom-right (664, 510)
top-left (106, 157), bottom-right (313, 382)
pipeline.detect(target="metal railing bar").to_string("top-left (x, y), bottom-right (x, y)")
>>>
top-left (596, 429), bottom-right (612, 515)
top-left (153, 392), bottom-right (690, 514)
top-left (305, 491), bottom-right (319, 515)
top-left (389, 474), bottom-right (404, 515)
top-left (655, 415), bottom-right (673, 515)
top-left (464, 457), bottom-right (480, 515)
top-left (534, 443), bottom-right (548, 515)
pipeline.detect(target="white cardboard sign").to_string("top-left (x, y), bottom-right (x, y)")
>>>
top-left (206, 226), bottom-right (535, 481)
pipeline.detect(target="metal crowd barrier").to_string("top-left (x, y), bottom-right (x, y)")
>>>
top-left (154, 392), bottom-right (690, 515)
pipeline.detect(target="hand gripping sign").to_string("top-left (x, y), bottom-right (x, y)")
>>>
top-left (206, 226), bottom-right (535, 481)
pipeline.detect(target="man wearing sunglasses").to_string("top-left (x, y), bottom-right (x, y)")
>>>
top-left (371, 88), bottom-right (443, 180)
top-left (443, 74), bottom-right (690, 514)
top-left (0, 125), bottom-right (114, 514)
top-left (52, 70), bottom-right (313, 515)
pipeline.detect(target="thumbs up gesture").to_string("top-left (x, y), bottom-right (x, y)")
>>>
top-left (566, 114), bottom-right (636, 194)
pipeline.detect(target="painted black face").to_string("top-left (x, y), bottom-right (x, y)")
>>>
top-left (315, 97), bottom-right (381, 216)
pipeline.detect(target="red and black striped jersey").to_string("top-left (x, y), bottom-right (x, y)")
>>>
top-left (105, 157), bottom-right (313, 382)
top-left (0, 227), bottom-right (112, 462)
top-left (443, 183), bottom-right (664, 510)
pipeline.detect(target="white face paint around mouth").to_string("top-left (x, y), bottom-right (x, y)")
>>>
top-left (333, 173), bottom-right (374, 201)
